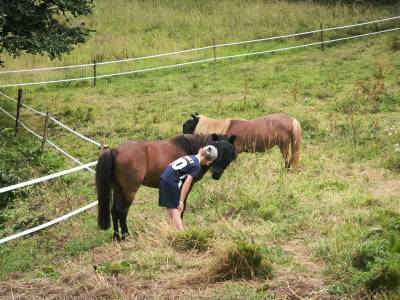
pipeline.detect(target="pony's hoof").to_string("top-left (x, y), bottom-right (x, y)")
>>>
top-left (113, 233), bottom-right (121, 242)
top-left (121, 232), bottom-right (129, 241)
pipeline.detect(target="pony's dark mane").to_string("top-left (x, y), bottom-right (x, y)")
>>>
top-left (171, 134), bottom-right (211, 155)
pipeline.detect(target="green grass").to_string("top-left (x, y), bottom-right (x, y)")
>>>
top-left (0, 0), bottom-right (400, 298)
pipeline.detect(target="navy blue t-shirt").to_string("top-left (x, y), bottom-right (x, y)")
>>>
top-left (160, 155), bottom-right (202, 188)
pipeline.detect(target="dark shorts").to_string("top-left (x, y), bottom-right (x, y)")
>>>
top-left (159, 179), bottom-right (181, 209)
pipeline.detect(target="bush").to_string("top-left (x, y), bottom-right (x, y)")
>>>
top-left (211, 241), bottom-right (273, 280)
top-left (352, 239), bottom-right (387, 271)
top-left (366, 259), bottom-right (400, 291)
top-left (352, 218), bottom-right (400, 292)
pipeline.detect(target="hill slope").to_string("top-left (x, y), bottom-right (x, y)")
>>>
top-left (0, 1), bottom-right (400, 298)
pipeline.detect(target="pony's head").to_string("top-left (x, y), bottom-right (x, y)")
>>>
top-left (209, 133), bottom-right (237, 180)
top-left (182, 112), bottom-right (199, 134)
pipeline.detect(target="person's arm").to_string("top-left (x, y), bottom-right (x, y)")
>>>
top-left (178, 175), bottom-right (194, 211)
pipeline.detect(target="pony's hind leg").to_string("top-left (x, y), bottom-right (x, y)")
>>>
top-left (279, 143), bottom-right (291, 169)
top-left (111, 200), bottom-right (120, 241)
top-left (120, 190), bottom-right (136, 240)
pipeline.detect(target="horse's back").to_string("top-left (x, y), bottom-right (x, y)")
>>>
top-left (114, 140), bottom-right (184, 189)
top-left (229, 114), bottom-right (296, 152)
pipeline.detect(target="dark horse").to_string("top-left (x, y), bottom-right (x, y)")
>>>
top-left (96, 134), bottom-right (236, 241)
top-left (183, 113), bottom-right (302, 169)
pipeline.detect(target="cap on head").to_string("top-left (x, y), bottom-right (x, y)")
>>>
top-left (203, 145), bottom-right (218, 162)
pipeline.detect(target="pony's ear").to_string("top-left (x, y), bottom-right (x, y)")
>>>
top-left (211, 133), bottom-right (219, 141)
top-left (191, 113), bottom-right (199, 119)
top-left (228, 135), bottom-right (237, 144)
top-left (194, 112), bottom-right (199, 116)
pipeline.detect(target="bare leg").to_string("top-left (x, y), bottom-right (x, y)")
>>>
top-left (167, 208), bottom-right (184, 231)
top-left (167, 209), bottom-right (174, 226)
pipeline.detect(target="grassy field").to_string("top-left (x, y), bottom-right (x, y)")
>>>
top-left (1, 0), bottom-right (400, 299)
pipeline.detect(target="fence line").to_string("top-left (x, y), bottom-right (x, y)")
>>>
top-left (0, 104), bottom-right (96, 176)
top-left (0, 201), bottom-right (98, 244)
top-left (1, 15), bottom-right (399, 73)
top-left (0, 161), bottom-right (97, 194)
top-left (0, 24), bottom-right (398, 88)
top-left (0, 92), bottom-right (101, 147)
top-left (49, 117), bottom-right (101, 147)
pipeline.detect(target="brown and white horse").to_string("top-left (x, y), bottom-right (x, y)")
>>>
top-left (183, 113), bottom-right (301, 169)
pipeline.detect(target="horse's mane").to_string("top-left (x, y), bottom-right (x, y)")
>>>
top-left (170, 134), bottom-right (210, 155)
top-left (194, 115), bottom-right (231, 135)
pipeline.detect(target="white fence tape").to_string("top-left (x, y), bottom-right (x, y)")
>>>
top-left (0, 201), bottom-right (98, 244)
top-left (0, 24), bottom-right (399, 88)
top-left (0, 75), bottom-right (95, 88)
top-left (0, 161), bottom-right (97, 194)
top-left (0, 104), bottom-right (96, 176)
top-left (1, 15), bottom-right (399, 73)
top-left (1, 62), bottom-right (94, 73)
top-left (49, 116), bottom-right (101, 147)
top-left (50, 27), bottom-right (400, 81)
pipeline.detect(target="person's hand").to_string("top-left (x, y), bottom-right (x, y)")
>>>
top-left (178, 200), bottom-right (184, 211)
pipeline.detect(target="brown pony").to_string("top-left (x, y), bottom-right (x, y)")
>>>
top-left (183, 113), bottom-right (301, 169)
top-left (96, 134), bottom-right (236, 241)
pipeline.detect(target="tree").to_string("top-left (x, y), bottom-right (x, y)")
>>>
top-left (0, 0), bottom-right (94, 66)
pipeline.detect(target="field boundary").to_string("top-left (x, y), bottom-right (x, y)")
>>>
top-left (0, 90), bottom-right (102, 244)
top-left (0, 16), bottom-right (399, 87)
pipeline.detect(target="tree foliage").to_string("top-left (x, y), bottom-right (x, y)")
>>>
top-left (0, 0), bottom-right (93, 65)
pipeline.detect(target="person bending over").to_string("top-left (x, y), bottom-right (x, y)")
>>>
top-left (159, 145), bottom-right (218, 230)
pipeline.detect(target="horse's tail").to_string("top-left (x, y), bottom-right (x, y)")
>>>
top-left (96, 148), bottom-right (116, 230)
top-left (290, 118), bottom-right (302, 167)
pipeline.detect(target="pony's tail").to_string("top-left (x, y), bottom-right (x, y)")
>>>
top-left (96, 148), bottom-right (116, 230)
top-left (290, 118), bottom-right (302, 167)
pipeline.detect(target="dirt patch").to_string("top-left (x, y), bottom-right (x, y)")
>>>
top-left (357, 167), bottom-right (400, 199)
top-left (272, 240), bottom-right (336, 300)
top-left (369, 179), bottom-right (400, 199)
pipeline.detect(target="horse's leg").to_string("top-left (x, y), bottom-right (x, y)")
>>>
top-left (111, 199), bottom-right (120, 241)
top-left (120, 190), bottom-right (135, 240)
top-left (279, 142), bottom-right (290, 169)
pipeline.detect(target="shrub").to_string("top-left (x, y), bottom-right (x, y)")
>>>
top-left (352, 239), bottom-right (387, 271)
top-left (211, 241), bottom-right (273, 280)
top-left (352, 218), bottom-right (400, 292)
top-left (366, 259), bottom-right (400, 291)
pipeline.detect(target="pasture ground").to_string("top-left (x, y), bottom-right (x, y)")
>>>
top-left (0, 1), bottom-right (400, 298)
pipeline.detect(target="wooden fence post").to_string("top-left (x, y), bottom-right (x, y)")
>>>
top-left (320, 23), bottom-right (324, 51)
top-left (14, 89), bottom-right (23, 137)
top-left (41, 111), bottom-right (50, 150)
top-left (93, 59), bottom-right (97, 87)
top-left (213, 38), bottom-right (217, 63)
